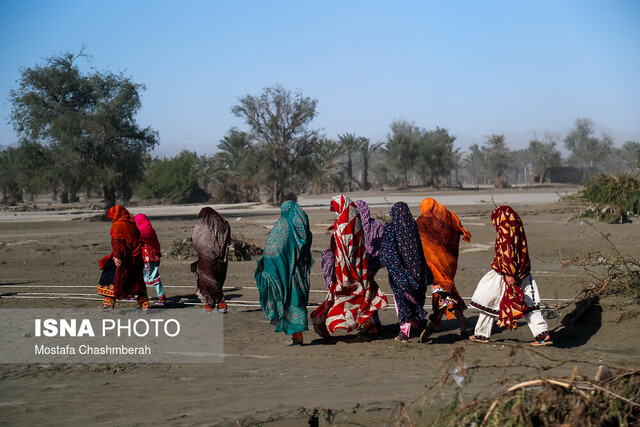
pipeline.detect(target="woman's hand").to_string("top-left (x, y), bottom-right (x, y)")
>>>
top-left (504, 275), bottom-right (516, 286)
top-left (114, 258), bottom-right (122, 267)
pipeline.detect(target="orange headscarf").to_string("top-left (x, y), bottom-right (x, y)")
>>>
top-left (416, 198), bottom-right (471, 289)
top-left (107, 205), bottom-right (141, 255)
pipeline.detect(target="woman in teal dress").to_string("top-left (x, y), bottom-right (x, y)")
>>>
top-left (255, 200), bottom-right (314, 346)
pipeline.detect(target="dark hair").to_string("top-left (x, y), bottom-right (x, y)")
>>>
top-left (282, 192), bottom-right (298, 202)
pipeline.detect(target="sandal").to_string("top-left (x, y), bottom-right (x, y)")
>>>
top-left (285, 337), bottom-right (303, 346)
top-left (99, 304), bottom-right (114, 310)
top-left (531, 335), bottom-right (553, 346)
top-left (419, 320), bottom-right (436, 343)
top-left (395, 331), bottom-right (409, 343)
top-left (469, 335), bottom-right (490, 343)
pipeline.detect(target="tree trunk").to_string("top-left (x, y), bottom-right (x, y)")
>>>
top-left (61, 190), bottom-right (69, 204)
top-left (103, 185), bottom-right (116, 216)
top-left (362, 155), bottom-right (369, 191)
top-left (347, 154), bottom-right (353, 192)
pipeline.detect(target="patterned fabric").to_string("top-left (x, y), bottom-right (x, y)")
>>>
top-left (141, 245), bottom-right (161, 263)
top-left (192, 207), bottom-right (231, 306)
top-left (416, 198), bottom-right (470, 320)
top-left (255, 201), bottom-right (314, 334)
top-left (320, 200), bottom-right (385, 290)
top-left (311, 195), bottom-right (388, 336)
top-left (354, 200), bottom-right (385, 275)
top-left (105, 206), bottom-right (146, 300)
top-left (134, 214), bottom-right (161, 258)
top-left (490, 206), bottom-right (531, 330)
top-left (143, 261), bottom-right (162, 287)
top-left (380, 202), bottom-right (429, 324)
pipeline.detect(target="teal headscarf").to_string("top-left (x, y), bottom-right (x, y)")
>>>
top-left (255, 201), bottom-right (314, 334)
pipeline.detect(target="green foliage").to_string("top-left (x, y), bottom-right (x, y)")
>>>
top-left (385, 119), bottom-right (421, 186)
top-left (582, 174), bottom-right (640, 214)
top-left (210, 129), bottom-right (258, 203)
top-left (416, 127), bottom-right (456, 186)
top-left (564, 118), bottom-right (613, 171)
top-left (137, 151), bottom-right (209, 204)
top-left (8, 49), bottom-right (157, 210)
top-left (483, 134), bottom-right (510, 187)
top-left (463, 143), bottom-right (486, 187)
top-left (231, 84), bottom-right (320, 204)
top-left (528, 137), bottom-right (561, 182)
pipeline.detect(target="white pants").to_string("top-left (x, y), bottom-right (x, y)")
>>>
top-left (470, 270), bottom-right (548, 339)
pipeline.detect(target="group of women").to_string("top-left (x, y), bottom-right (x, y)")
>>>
top-left (255, 194), bottom-right (552, 347)
top-left (97, 197), bottom-right (553, 348)
top-left (97, 206), bottom-right (228, 312)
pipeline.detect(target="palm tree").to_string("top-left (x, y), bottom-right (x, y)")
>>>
top-left (358, 137), bottom-right (383, 191)
top-left (337, 133), bottom-right (364, 191)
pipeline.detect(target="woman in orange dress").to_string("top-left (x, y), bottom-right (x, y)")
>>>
top-left (416, 198), bottom-right (471, 340)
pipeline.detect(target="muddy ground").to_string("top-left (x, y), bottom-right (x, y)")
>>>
top-left (0, 187), bottom-right (638, 425)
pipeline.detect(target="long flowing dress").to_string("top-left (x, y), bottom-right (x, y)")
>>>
top-left (97, 205), bottom-right (148, 309)
top-left (320, 200), bottom-right (384, 289)
top-left (311, 195), bottom-right (388, 337)
top-left (470, 206), bottom-right (550, 341)
top-left (191, 207), bottom-right (231, 309)
top-left (255, 201), bottom-right (314, 335)
top-left (134, 213), bottom-right (166, 304)
top-left (380, 202), bottom-right (430, 339)
top-left (416, 198), bottom-right (471, 325)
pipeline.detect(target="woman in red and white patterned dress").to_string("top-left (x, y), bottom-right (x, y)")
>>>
top-left (311, 195), bottom-right (388, 338)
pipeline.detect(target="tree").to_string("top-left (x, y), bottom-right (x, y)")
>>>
top-left (337, 133), bottom-right (363, 191)
top-left (306, 138), bottom-right (340, 193)
top-left (528, 136), bottom-right (561, 183)
top-left (137, 151), bottom-right (209, 204)
top-left (385, 119), bottom-right (421, 187)
top-left (463, 144), bottom-right (486, 188)
top-left (358, 137), bottom-right (383, 191)
top-left (564, 118), bottom-right (612, 174)
top-left (211, 129), bottom-right (258, 202)
top-left (231, 85), bottom-right (320, 204)
top-left (416, 127), bottom-right (456, 186)
top-left (9, 50), bottom-right (157, 212)
top-left (483, 134), bottom-right (510, 187)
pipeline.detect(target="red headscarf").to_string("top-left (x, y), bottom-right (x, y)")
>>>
top-left (490, 206), bottom-right (531, 283)
top-left (107, 205), bottom-right (141, 255)
top-left (134, 214), bottom-right (161, 255)
top-left (490, 206), bottom-right (531, 330)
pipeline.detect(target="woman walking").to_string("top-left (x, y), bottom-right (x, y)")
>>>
top-left (311, 195), bottom-right (388, 338)
top-left (469, 206), bottom-right (553, 346)
top-left (134, 213), bottom-right (166, 306)
top-left (416, 198), bottom-right (471, 340)
top-left (255, 200), bottom-right (314, 345)
top-left (380, 202), bottom-right (430, 342)
top-left (191, 207), bottom-right (231, 313)
top-left (97, 205), bottom-right (148, 310)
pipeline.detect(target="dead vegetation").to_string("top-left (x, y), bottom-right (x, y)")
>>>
top-left (166, 235), bottom-right (262, 261)
top-left (382, 345), bottom-right (640, 426)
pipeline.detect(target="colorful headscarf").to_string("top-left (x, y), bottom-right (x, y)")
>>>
top-left (491, 206), bottom-right (531, 330)
top-left (380, 202), bottom-right (429, 323)
top-left (490, 206), bottom-right (530, 283)
top-left (134, 214), bottom-right (161, 255)
top-left (107, 205), bottom-right (141, 254)
top-left (320, 200), bottom-right (385, 290)
top-left (416, 198), bottom-right (470, 287)
top-left (255, 200), bottom-right (313, 334)
top-left (192, 207), bottom-right (231, 264)
top-left (354, 200), bottom-right (385, 275)
top-left (311, 195), bottom-right (388, 335)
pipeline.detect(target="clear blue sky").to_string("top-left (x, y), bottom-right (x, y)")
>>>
top-left (1, 0), bottom-right (639, 156)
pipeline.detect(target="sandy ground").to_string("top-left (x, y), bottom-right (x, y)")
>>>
top-left (1, 187), bottom-right (639, 425)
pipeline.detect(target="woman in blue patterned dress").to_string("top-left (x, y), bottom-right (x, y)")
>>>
top-left (381, 202), bottom-right (432, 342)
top-left (255, 200), bottom-right (314, 346)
